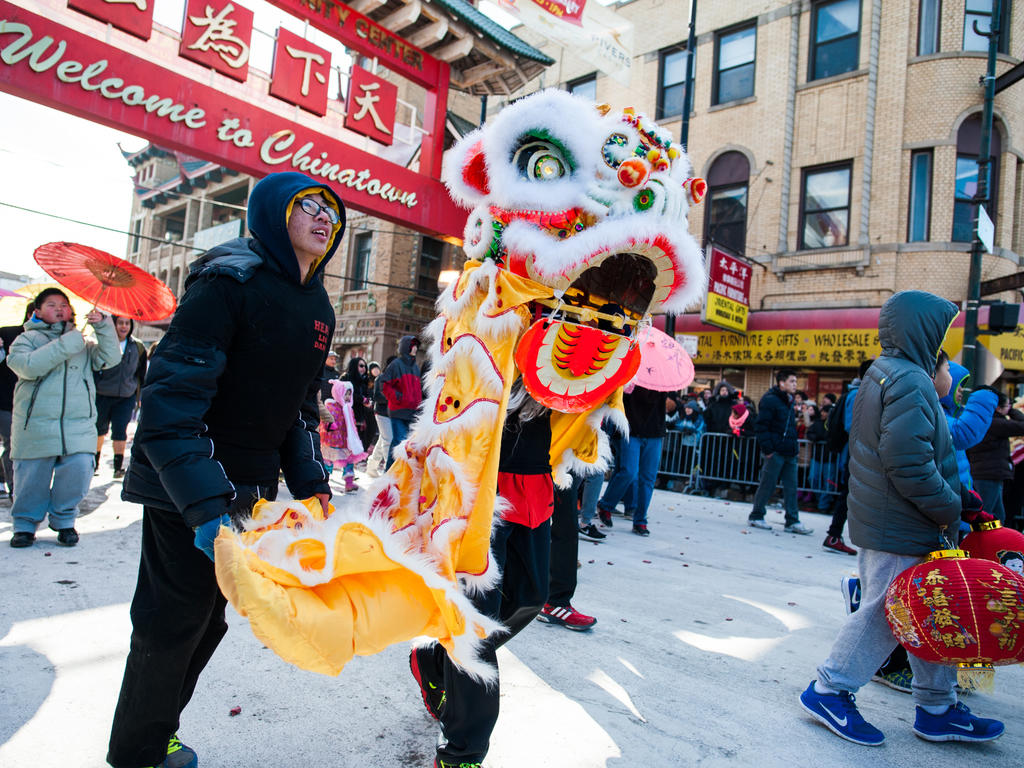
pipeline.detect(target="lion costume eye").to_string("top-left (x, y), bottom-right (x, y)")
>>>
top-left (513, 139), bottom-right (571, 181)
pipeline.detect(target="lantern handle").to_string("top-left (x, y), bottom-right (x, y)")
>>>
top-left (940, 530), bottom-right (958, 552)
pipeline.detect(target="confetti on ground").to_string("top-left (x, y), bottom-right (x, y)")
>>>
top-left (229, 706), bottom-right (242, 717)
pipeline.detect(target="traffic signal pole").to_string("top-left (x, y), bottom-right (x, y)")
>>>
top-left (962, 0), bottom-right (1002, 383)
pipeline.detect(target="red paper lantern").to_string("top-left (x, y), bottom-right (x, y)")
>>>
top-left (885, 549), bottom-right (1024, 689)
top-left (962, 521), bottom-right (1024, 574)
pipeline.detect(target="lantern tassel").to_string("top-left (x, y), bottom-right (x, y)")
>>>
top-left (956, 663), bottom-right (994, 693)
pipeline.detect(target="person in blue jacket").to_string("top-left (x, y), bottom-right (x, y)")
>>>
top-left (107, 172), bottom-right (345, 768)
top-left (939, 359), bottom-right (998, 492)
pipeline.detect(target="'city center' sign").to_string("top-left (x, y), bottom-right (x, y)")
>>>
top-left (0, 0), bottom-right (465, 237)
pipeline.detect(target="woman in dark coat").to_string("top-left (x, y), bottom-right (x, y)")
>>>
top-left (967, 393), bottom-right (1024, 523)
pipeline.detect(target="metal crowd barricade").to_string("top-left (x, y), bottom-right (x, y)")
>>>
top-left (659, 431), bottom-right (842, 500)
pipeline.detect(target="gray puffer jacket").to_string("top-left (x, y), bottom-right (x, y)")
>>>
top-left (847, 291), bottom-right (961, 555)
top-left (7, 317), bottom-right (120, 459)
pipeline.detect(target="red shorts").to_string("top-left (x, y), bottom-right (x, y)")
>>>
top-left (497, 472), bottom-right (554, 529)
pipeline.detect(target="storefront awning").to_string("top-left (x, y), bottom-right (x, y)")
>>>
top-left (660, 305), bottom-right (1024, 371)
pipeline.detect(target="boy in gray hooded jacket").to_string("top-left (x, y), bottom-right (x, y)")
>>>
top-left (799, 290), bottom-right (1005, 746)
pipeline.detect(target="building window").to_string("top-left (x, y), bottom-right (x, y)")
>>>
top-left (130, 219), bottom-right (142, 253)
top-left (964, 0), bottom-right (1010, 52)
top-left (810, 0), bottom-right (861, 81)
top-left (918, 0), bottom-right (941, 55)
top-left (705, 151), bottom-right (750, 256)
top-left (657, 45), bottom-right (691, 121)
top-left (799, 162), bottom-right (852, 249)
top-left (713, 23), bottom-right (756, 105)
top-left (418, 236), bottom-right (444, 298)
top-left (568, 74), bottom-right (597, 102)
top-left (953, 114), bottom-right (1002, 242)
top-left (908, 150), bottom-right (933, 242)
top-left (350, 232), bottom-right (372, 290)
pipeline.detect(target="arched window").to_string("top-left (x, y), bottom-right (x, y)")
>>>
top-left (953, 115), bottom-right (1002, 242)
top-left (705, 151), bottom-right (750, 256)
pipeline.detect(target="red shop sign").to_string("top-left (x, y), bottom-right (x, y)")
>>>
top-left (0, 1), bottom-right (467, 237)
top-left (179, 0), bottom-right (254, 83)
top-left (269, 26), bottom-right (331, 116)
top-left (67, 0), bottom-right (154, 41)
top-left (344, 66), bottom-right (397, 146)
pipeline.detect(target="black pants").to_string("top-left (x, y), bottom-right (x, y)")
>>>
top-left (548, 478), bottom-right (581, 606)
top-left (107, 505), bottom-right (229, 768)
top-left (827, 467), bottom-right (850, 539)
top-left (425, 519), bottom-right (550, 765)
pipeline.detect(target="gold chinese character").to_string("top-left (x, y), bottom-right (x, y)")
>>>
top-left (188, 4), bottom-right (250, 69)
top-left (351, 82), bottom-right (392, 134)
top-left (286, 45), bottom-right (327, 97)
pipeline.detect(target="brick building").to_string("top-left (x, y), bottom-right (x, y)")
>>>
top-left (500, 0), bottom-right (1023, 399)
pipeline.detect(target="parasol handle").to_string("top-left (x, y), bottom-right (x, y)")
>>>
top-left (77, 284), bottom-right (108, 330)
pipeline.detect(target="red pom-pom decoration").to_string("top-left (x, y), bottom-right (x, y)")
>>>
top-left (962, 521), bottom-right (1024, 574)
top-left (885, 549), bottom-right (1024, 690)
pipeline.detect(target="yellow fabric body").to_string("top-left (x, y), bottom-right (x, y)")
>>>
top-left (214, 261), bottom-right (622, 676)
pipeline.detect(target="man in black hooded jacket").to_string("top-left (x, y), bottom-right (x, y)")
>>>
top-left (107, 172), bottom-right (345, 768)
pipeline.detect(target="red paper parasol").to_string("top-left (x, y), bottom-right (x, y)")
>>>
top-left (630, 326), bottom-right (695, 392)
top-left (33, 242), bottom-right (176, 321)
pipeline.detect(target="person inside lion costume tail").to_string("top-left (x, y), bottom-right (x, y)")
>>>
top-left (213, 89), bottom-right (707, 729)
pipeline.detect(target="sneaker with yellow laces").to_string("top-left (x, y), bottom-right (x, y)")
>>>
top-left (144, 734), bottom-right (198, 768)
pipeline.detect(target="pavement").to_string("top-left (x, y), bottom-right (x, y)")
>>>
top-left (1, 464), bottom-right (1021, 768)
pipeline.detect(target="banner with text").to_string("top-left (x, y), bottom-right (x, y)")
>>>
top-left (0, 2), bottom-right (465, 237)
top-left (701, 246), bottom-right (751, 335)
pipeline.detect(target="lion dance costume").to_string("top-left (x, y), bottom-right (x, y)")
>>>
top-left (214, 90), bottom-right (708, 679)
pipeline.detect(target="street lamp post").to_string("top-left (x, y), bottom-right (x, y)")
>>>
top-left (962, 0), bottom-right (1002, 383)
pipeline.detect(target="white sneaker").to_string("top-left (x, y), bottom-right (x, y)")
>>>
top-left (748, 519), bottom-right (772, 530)
top-left (784, 522), bottom-right (814, 535)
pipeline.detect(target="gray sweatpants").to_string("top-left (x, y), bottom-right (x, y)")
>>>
top-left (817, 547), bottom-right (956, 708)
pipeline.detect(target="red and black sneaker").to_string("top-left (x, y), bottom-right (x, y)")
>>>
top-left (409, 646), bottom-right (445, 719)
top-left (598, 508), bottom-right (613, 527)
top-left (536, 603), bottom-right (597, 631)
top-left (823, 535), bottom-right (857, 556)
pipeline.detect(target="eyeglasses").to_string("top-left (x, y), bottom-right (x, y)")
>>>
top-left (298, 197), bottom-right (340, 225)
top-left (358, 364), bottom-right (366, 368)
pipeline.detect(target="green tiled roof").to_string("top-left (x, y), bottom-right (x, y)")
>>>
top-left (429, 0), bottom-right (555, 64)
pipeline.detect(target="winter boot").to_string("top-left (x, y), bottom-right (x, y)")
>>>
top-left (113, 453), bottom-right (125, 479)
top-left (345, 475), bottom-right (358, 492)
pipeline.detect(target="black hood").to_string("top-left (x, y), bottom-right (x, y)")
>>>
top-left (398, 335), bottom-right (419, 360)
top-left (246, 172), bottom-right (346, 284)
top-left (878, 291), bottom-right (958, 372)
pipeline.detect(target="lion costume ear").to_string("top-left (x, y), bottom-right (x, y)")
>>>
top-left (442, 129), bottom-right (490, 208)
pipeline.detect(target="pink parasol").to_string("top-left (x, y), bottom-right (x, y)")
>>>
top-left (630, 326), bottom-right (695, 391)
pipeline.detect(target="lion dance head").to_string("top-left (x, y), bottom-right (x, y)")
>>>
top-left (443, 89), bottom-right (707, 413)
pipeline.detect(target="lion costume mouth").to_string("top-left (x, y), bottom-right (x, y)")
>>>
top-left (513, 245), bottom-right (675, 412)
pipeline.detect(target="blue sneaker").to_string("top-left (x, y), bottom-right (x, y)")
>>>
top-left (143, 734), bottom-right (198, 768)
top-left (841, 576), bottom-right (861, 614)
top-left (913, 702), bottom-right (1004, 742)
top-left (800, 681), bottom-right (885, 746)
